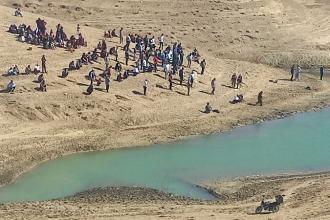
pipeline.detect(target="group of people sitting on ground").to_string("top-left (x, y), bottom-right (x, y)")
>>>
top-left (8, 19), bottom-right (87, 50)
top-left (24, 64), bottom-right (41, 74)
top-left (6, 65), bottom-right (20, 76)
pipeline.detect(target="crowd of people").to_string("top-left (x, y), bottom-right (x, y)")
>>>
top-left (8, 9), bottom-right (317, 113)
top-left (8, 18), bottom-right (87, 50)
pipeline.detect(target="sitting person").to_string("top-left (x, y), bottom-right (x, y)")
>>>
top-left (7, 80), bottom-right (16, 93)
top-left (25, 65), bottom-right (32, 74)
top-left (204, 102), bottom-right (212, 114)
top-left (230, 94), bottom-right (244, 104)
top-left (91, 49), bottom-right (98, 62)
top-left (97, 41), bottom-right (102, 50)
top-left (146, 65), bottom-right (153, 72)
top-left (38, 74), bottom-right (45, 83)
top-left (114, 62), bottom-right (122, 72)
top-left (123, 70), bottom-right (129, 79)
top-left (132, 66), bottom-right (140, 76)
top-left (15, 8), bottom-right (23, 17)
top-left (33, 63), bottom-right (41, 74)
top-left (62, 68), bottom-right (69, 78)
top-left (116, 72), bottom-right (123, 82)
top-left (95, 77), bottom-right (102, 86)
top-left (7, 65), bottom-right (19, 75)
top-left (81, 53), bottom-right (88, 64)
top-left (68, 61), bottom-right (76, 70)
top-left (9, 24), bottom-right (18, 33)
top-left (39, 79), bottom-right (47, 92)
top-left (76, 59), bottom-right (82, 69)
top-left (111, 29), bottom-right (118, 37)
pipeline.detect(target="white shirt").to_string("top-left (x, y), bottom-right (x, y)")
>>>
top-left (160, 35), bottom-right (164, 43)
top-left (144, 80), bottom-right (148, 87)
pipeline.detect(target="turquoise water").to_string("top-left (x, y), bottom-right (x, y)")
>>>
top-left (0, 109), bottom-right (330, 203)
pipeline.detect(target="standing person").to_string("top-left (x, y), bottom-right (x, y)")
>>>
top-left (143, 35), bottom-right (149, 50)
top-left (119, 28), bottom-right (123, 44)
top-left (211, 78), bottom-right (216, 95)
top-left (189, 71), bottom-right (195, 87)
top-left (187, 78), bottom-right (191, 96)
top-left (320, 66), bottom-right (324, 80)
top-left (143, 79), bottom-right (148, 95)
top-left (290, 64), bottom-right (295, 81)
top-left (105, 74), bottom-right (110, 93)
top-left (295, 65), bottom-right (302, 81)
top-left (256, 91), bottom-right (263, 106)
top-left (104, 55), bottom-right (110, 69)
top-left (179, 67), bottom-right (185, 85)
top-left (187, 53), bottom-right (192, 68)
top-left (168, 72), bottom-right (173, 90)
top-left (126, 34), bottom-right (131, 48)
top-left (87, 80), bottom-right (93, 95)
top-left (125, 49), bottom-right (129, 65)
top-left (164, 63), bottom-right (170, 79)
top-left (153, 55), bottom-right (159, 72)
top-left (76, 24), bottom-right (80, 35)
top-left (200, 59), bottom-right (206, 75)
top-left (41, 55), bottom-right (47, 73)
top-left (236, 74), bottom-right (242, 89)
top-left (159, 33), bottom-right (164, 50)
top-left (231, 73), bottom-right (237, 88)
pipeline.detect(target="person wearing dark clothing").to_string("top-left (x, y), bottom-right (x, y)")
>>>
top-left (125, 50), bottom-right (129, 65)
top-left (290, 65), bottom-right (295, 81)
top-left (204, 102), bottom-right (212, 114)
top-left (256, 91), bottom-right (263, 106)
top-left (87, 80), bottom-right (93, 95)
top-left (105, 75), bottom-right (110, 92)
top-left (211, 78), bottom-right (216, 95)
top-left (187, 79), bottom-right (191, 96)
top-left (320, 66), bottom-right (324, 80)
top-left (200, 59), bottom-right (206, 75)
top-left (168, 73), bottom-right (173, 90)
top-left (179, 67), bottom-right (184, 85)
top-left (143, 79), bottom-right (148, 95)
top-left (41, 55), bottom-right (47, 73)
top-left (119, 28), bottom-right (123, 44)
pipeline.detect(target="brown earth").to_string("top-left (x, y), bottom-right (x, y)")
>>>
top-left (0, 0), bottom-right (330, 219)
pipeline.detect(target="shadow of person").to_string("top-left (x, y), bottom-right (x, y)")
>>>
top-left (132, 90), bottom-right (143, 95)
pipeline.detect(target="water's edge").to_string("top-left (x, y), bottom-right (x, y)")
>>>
top-left (1, 102), bottom-right (329, 203)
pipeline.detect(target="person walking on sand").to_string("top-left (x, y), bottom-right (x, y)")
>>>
top-left (143, 79), bottom-right (148, 95)
top-left (231, 73), bottom-right (237, 88)
top-left (320, 66), bottom-right (324, 80)
top-left (41, 55), bottom-right (47, 73)
top-left (256, 91), bottom-right (263, 106)
top-left (211, 78), bottom-right (216, 95)
top-left (200, 59), bottom-right (206, 75)
top-left (105, 74), bottom-right (110, 93)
